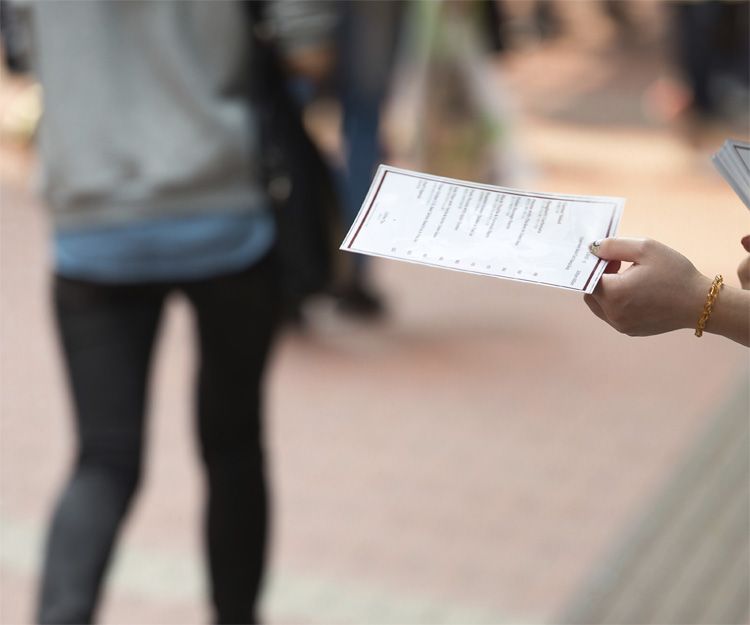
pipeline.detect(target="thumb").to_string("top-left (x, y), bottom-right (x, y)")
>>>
top-left (589, 237), bottom-right (648, 263)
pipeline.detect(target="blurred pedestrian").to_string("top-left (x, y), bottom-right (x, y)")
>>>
top-left (333, 0), bottom-right (404, 318)
top-left (585, 236), bottom-right (750, 346)
top-left (22, 1), bottom-right (335, 623)
top-left (671, 1), bottom-right (750, 135)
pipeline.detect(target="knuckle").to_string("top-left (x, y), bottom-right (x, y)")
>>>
top-left (638, 238), bottom-right (654, 255)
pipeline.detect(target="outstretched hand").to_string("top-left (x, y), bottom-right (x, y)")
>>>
top-left (583, 238), bottom-right (711, 337)
top-left (738, 235), bottom-right (750, 290)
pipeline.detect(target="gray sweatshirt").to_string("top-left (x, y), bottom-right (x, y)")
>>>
top-left (26, 0), bottom-right (335, 229)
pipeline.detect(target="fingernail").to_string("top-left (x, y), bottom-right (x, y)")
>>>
top-left (589, 240), bottom-right (602, 255)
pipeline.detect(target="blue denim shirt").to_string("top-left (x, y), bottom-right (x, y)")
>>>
top-left (54, 210), bottom-right (275, 283)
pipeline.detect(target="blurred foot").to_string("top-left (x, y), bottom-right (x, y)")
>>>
top-left (336, 282), bottom-right (386, 320)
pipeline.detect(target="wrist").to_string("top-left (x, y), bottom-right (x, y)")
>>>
top-left (683, 273), bottom-right (713, 330)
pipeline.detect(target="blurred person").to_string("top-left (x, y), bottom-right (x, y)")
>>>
top-left (584, 236), bottom-right (750, 346)
top-left (332, 0), bottom-right (404, 318)
top-left (671, 1), bottom-right (750, 135)
top-left (21, 1), bottom-right (336, 623)
top-left (405, 1), bottom-right (525, 185)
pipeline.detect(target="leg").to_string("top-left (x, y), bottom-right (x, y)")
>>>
top-left (337, 0), bottom-right (402, 235)
top-left (37, 277), bottom-right (165, 624)
top-left (673, 1), bottom-right (722, 118)
top-left (183, 256), bottom-right (278, 624)
top-left (335, 2), bottom-right (403, 316)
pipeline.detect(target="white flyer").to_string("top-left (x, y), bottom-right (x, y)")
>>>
top-left (712, 139), bottom-right (750, 209)
top-left (341, 165), bottom-right (625, 294)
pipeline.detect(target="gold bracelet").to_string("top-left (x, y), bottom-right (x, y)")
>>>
top-left (695, 275), bottom-right (723, 337)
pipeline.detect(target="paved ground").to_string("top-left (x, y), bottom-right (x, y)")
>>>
top-left (1, 4), bottom-right (748, 624)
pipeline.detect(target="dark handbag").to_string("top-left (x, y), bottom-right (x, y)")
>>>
top-left (247, 3), bottom-right (341, 313)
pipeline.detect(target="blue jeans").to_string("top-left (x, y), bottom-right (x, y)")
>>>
top-left (337, 1), bottom-right (403, 276)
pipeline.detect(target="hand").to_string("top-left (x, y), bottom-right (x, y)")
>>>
top-left (284, 47), bottom-right (334, 82)
top-left (738, 235), bottom-right (750, 290)
top-left (584, 238), bottom-right (710, 336)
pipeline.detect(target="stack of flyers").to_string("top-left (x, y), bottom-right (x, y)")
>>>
top-left (712, 139), bottom-right (750, 209)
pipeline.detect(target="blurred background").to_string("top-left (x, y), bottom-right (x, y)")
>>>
top-left (1, 1), bottom-right (748, 624)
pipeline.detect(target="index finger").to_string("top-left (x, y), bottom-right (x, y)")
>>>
top-left (590, 237), bottom-right (650, 263)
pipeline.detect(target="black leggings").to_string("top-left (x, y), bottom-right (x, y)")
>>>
top-left (37, 256), bottom-right (278, 624)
